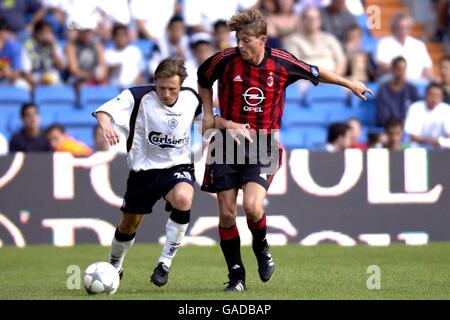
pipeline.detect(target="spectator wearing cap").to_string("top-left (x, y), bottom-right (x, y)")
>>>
top-left (9, 103), bottom-right (51, 152)
top-left (65, 18), bottom-right (107, 90)
top-left (105, 24), bottom-right (145, 88)
top-left (375, 13), bottom-right (434, 81)
top-left (404, 83), bottom-right (450, 148)
top-left (375, 56), bottom-right (419, 127)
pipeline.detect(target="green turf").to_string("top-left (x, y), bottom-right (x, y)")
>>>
top-left (0, 243), bottom-right (449, 299)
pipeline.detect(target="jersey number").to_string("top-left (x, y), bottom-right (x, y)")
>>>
top-left (174, 171), bottom-right (192, 180)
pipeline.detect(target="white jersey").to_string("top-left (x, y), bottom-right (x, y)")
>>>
top-left (94, 85), bottom-right (203, 171)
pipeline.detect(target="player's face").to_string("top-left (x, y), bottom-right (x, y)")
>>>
top-left (236, 31), bottom-right (267, 64)
top-left (155, 75), bottom-right (181, 106)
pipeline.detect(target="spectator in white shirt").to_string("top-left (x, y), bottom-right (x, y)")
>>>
top-left (105, 24), bottom-right (145, 88)
top-left (404, 83), bottom-right (450, 148)
top-left (148, 16), bottom-right (190, 77)
top-left (375, 13), bottom-right (434, 81)
top-left (183, 0), bottom-right (258, 33)
top-left (130, 0), bottom-right (177, 41)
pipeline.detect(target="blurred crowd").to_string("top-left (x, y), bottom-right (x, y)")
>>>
top-left (0, 0), bottom-right (449, 155)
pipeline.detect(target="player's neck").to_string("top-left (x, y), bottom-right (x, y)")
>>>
top-left (246, 51), bottom-right (265, 67)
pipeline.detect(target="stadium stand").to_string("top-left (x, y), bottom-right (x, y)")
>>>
top-left (79, 85), bottom-right (121, 113)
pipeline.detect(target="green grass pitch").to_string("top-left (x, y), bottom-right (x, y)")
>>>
top-left (0, 243), bottom-right (449, 299)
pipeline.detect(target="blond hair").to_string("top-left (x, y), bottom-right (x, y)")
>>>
top-left (228, 9), bottom-right (267, 37)
top-left (154, 58), bottom-right (188, 84)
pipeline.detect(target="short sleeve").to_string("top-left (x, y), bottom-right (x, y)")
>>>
top-left (197, 51), bottom-right (227, 89)
top-left (404, 102), bottom-right (421, 136)
top-left (93, 89), bottom-right (135, 129)
top-left (276, 50), bottom-right (320, 86)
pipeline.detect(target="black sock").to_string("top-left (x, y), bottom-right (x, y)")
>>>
top-left (219, 224), bottom-right (245, 281)
top-left (247, 214), bottom-right (268, 254)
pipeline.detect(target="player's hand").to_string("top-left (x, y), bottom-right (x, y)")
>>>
top-left (99, 123), bottom-right (120, 146)
top-left (348, 80), bottom-right (373, 101)
top-left (202, 115), bottom-right (215, 134)
top-left (226, 121), bottom-right (253, 145)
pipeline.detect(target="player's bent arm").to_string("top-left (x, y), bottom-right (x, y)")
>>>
top-left (318, 67), bottom-right (373, 101)
top-left (95, 111), bottom-right (121, 146)
top-left (198, 85), bottom-right (215, 133)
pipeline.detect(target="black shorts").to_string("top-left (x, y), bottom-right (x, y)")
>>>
top-left (201, 149), bottom-right (282, 193)
top-left (120, 163), bottom-right (195, 214)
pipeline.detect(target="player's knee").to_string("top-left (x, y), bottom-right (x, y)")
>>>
top-left (219, 206), bottom-right (237, 225)
top-left (243, 200), bottom-right (263, 220)
top-left (170, 191), bottom-right (193, 211)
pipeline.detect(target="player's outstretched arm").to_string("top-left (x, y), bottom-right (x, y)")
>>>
top-left (318, 67), bottom-right (373, 101)
top-left (96, 111), bottom-right (121, 146)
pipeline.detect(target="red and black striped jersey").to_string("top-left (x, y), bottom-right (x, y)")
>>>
top-left (197, 47), bottom-right (320, 130)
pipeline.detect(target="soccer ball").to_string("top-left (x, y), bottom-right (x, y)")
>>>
top-left (83, 262), bottom-right (120, 295)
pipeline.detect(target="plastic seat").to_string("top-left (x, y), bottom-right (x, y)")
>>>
top-left (302, 125), bottom-right (328, 149)
top-left (283, 102), bottom-right (329, 127)
top-left (79, 85), bottom-right (121, 113)
top-left (304, 83), bottom-right (350, 106)
top-left (0, 86), bottom-right (30, 118)
top-left (285, 83), bottom-right (302, 102)
top-left (66, 126), bottom-right (95, 149)
top-left (56, 109), bottom-right (97, 127)
top-left (280, 126), bottom-right (305, 149)
top-left (34, 85), bottom-right (76, 114)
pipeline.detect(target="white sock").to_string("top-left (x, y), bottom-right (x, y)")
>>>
top-left (158, 218), bottom-right (188, 268)
top-left (108, 235), bottom-right (135, 272)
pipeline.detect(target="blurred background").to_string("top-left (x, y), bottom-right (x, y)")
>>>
top-left (0, 0), bottom-right (448, 155)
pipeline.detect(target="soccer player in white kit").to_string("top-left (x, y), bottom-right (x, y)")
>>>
top-left (93, 58), bottom-right (203, 287)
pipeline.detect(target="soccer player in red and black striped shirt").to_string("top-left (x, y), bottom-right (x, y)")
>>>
top-left (197, 9), bottom-right (372, 292)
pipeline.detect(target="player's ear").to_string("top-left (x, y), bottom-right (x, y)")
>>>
top-left (259, 35), bottom-right (268, 44)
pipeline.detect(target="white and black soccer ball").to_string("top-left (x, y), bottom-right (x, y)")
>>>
top-left (83, 262), bottom-right (120, 295)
